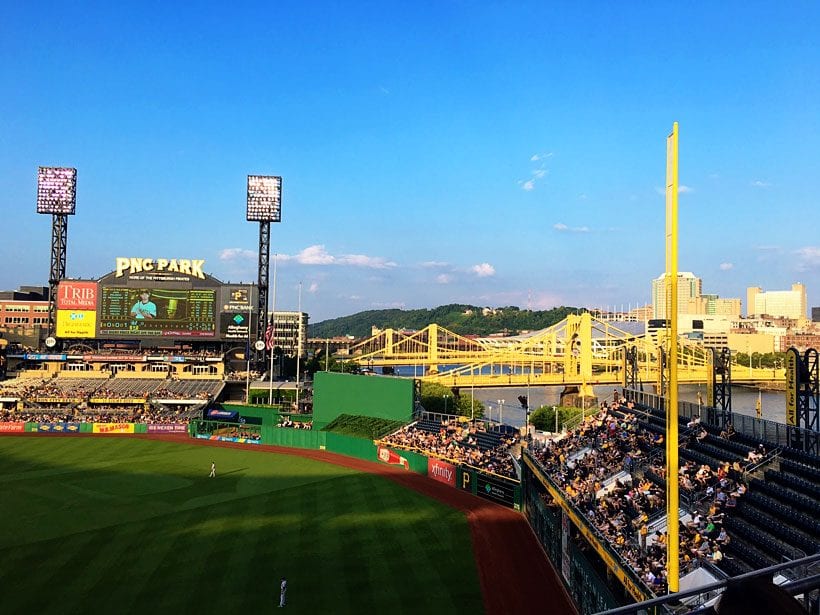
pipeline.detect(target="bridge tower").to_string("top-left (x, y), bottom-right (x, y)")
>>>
top-left (786, 347), bottom-right (819, 455)
top-left (560, 312), bottom-right (597, 408)
top-left (708, 347), bottom-right (732, 428)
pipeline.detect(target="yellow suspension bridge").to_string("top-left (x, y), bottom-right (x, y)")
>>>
top-left (347, 313), bottom-right (784, 391)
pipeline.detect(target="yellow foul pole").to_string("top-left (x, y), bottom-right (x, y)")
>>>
top-left (665, 122), bottom-right (680, 592)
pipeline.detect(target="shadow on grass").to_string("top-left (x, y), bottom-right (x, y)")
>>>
top-left (0, 436), bottom-right (486, 615)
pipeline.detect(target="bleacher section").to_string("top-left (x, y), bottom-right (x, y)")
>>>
top-left (379, 415), bottom-right (520, 479)
top-left (527, 397), bottom-right (820, 594)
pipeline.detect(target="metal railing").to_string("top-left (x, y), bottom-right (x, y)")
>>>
top-left (596, 552), bottom-right (820, 615)
top-left (625, 388), bottom-right (818, 452)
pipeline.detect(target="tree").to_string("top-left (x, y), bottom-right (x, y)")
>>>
top-left (419, 381), bottom-right (484, 418)
top-left (530, 405), bottom-right (582, 432)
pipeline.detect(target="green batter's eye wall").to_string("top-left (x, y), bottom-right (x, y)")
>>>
top-left (312, 372), bottom-right (414, 429)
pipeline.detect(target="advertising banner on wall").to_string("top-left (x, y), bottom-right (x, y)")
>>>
top-left (37, 422), bottom-right (81, 433)
top-left (92, 423), bottom-right (135, 434)
top-left (377, 446), bottom-right (409, 470)
top-left (427, 457), bottom-right (456, 487)
top-left (147, 424), bottom-right (188, 434)
top-left (475, 471), bottom-right (518, 507)
top-left (56, 310), bottom-right (97, 338)
top-left (57, 281), bottom-right (98, 310)
top-left (0, 422), bottom-right (25, 432)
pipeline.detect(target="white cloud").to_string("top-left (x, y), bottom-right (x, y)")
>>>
top-left (655, 185), bottom-right (694, 196)
top-left (286, 244), bottom-right (397, 269)
top-left (436, 274), bottom-right (453, 284)
top-left (530, 152), bottom-right (553, 162)
top-left (307, 282), bottom-right (319, 293)
top-left (371, 301), bottom-right (406, 309)
top-left (338, 253), bottom-right (397, 269)
top-left (420, 261), bottom-right (449, 268)
top-left (719, 262), bottom-right (734, 271)
top-left (471, 263), bottom-right (496, 277)
top-left (521, 179), bottom-right (535, 191)
top-left (578, 193), bottom-right (588, 200)
top-left (218, 248), bottom-right (256, 261)
top-left (553, 222), bottom-right (589, 233)
top-left (796, 247), bottom-right (820, 270)
top-left (751, 180), bottom-right (772, 188)
top-left (295, 245), bottom-right (336, 265)
top-left (532, 169), bottom-right (547, 179)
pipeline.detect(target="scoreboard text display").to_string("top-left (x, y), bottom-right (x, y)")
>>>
top-left (98, 287), bottom-right (216, 337)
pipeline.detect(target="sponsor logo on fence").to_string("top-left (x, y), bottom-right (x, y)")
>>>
top-left (37, 422), bottom-right (81, 433)
top-left (196, 433), bottom-right (260, 445)
top-left (427, 457), bottom-right (456, 487)
top-left (377, 446), bottom-right (409, 470)
top-left (92, 423), bottom-right (135, 434)
top-left (476, 472), bottom-right (517, 507)
top-left (147, 423), bottom-right (188, 434)
top-left (0, 422), bottom-right (25, 433)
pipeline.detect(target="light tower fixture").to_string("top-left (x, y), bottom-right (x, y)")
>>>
top-left (37, 166), bottom-right (77, 341)
top-left (246, 175), bottom-right (282, 363)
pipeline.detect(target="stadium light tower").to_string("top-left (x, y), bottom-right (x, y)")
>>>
top-left (37, 166), bottom-right (77, 342)
top-left (246, 175), bottom-right (282, 363)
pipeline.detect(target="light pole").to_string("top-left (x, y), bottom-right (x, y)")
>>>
top-left (497, 399), bottom-right (505, 425)
top-left (444, 394), bottom-right (449, 415)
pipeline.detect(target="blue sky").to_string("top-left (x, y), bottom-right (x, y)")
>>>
top-left (1, 2), bottom-right (818, 322)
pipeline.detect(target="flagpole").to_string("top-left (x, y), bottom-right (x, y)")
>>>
top-left (245, 283), bottom-right (253, 404)
top-left (295, 282), bottom-right (302, 414)
top-left (268, 254), bottom-right (278, 405)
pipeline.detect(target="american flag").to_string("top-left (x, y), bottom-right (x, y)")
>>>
top-left (264, 322), bottom-right (274, 350)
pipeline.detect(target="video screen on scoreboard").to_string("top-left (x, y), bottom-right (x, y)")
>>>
top-left (98, 287), bottom-right (216, 337)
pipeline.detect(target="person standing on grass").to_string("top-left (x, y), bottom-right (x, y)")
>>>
top-left (279, 577), bottom-right (287, 607)
top-left (209, 461), bottom-right (216, 478)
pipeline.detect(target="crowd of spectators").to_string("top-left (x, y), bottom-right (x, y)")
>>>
top-left (0, 404), bottom-right (190, 424)
top-left (529, 400), bottom-right (753, 595)
top-left (379, 418), bottom-right (520, 479)
top-left (277, 416), bottom-right (312, 429)
top-left (207, 425), bottom-right (261, 441)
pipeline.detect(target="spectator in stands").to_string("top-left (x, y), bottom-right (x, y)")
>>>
top-left (719, 422), bottom-right (736, 440)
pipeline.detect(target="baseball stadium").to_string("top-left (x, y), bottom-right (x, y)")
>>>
top-left (1, 169), bottom-right (819, 614)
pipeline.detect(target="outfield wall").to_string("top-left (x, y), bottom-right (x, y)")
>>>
top-left (1, 420), bottom-right (521, 509)
top-left (7, 422), bottom-right (188, 435)
top-left (312, 372), bottom-right (414, 428)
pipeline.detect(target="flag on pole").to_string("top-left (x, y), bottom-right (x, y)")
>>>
top-left (264, 321), bottom-right (274, 350)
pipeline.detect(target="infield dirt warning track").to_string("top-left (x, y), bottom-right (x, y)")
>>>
top-left (168, 435), bottom-right (577, 615)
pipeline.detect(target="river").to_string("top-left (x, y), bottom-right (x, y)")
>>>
top-left (454, 384), bottom-right (786, 429)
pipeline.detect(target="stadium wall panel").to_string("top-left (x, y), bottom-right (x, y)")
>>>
top-left (263, 426), bottom-right (326, 449)
top-left (313, 373), bottom-right (413, 428)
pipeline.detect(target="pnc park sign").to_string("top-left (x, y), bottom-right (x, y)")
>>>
top-left (115, 257), bottom-right (206, 280)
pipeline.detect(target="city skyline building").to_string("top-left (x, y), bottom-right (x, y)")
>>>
top-left (269, 311), bottom-right (309, 358)
top-left (651, 272), bottom-right (702, 320)
top-left (747, 284), bottom-right (807, 320)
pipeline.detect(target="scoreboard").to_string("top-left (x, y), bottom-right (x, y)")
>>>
top-left (98, 288), bottom-right (216, 337)
top-left (55, 258), bottom-right (258, 343)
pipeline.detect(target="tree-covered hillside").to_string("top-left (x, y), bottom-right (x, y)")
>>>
top-left (308, 304), bottom-right (582, 338)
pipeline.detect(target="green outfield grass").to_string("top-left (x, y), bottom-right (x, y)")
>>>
top-left (0, 437), bottom-right (483, 614)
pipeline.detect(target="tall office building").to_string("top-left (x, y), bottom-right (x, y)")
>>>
top-left (747, 284), bottom-right (807, 319)
top-left (651, 272), bottom-right (702, 320)
top-left (268, 311), bottom-right (309, 357)
top-left (686, 294), bottom-right (742, 317)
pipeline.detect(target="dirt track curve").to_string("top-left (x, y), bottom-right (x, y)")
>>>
top-left (8, 433), bottom-right (577, 614)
